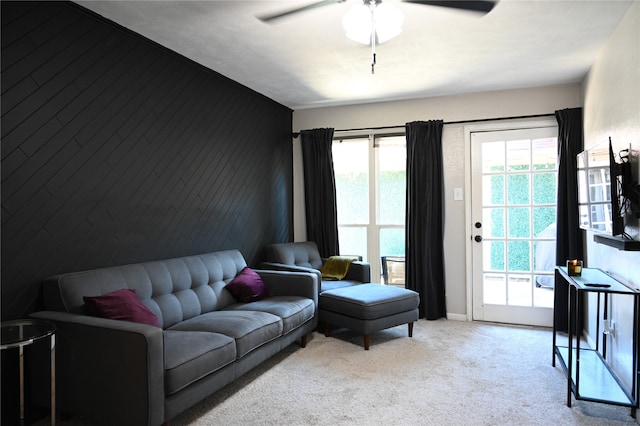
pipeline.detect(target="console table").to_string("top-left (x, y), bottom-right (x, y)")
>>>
top-left (552, 266), bottom-right (639, 416)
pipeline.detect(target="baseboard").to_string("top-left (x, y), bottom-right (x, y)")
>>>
top-left (446, 313), bottom-right (467, 321)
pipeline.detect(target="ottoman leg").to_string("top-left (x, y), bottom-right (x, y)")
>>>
top-left (408, 321), bottom-right (414, 337)
top-left (363, 334), bottom-right (370, 350)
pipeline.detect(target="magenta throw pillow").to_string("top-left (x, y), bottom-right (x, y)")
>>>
top-left (83, 288), bottom-right (160, 327)
top-left (225, 267), bottom-right (273, 303)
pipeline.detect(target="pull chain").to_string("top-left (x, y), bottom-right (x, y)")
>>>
top-left (369, 0), bottom-right (376, 74)
top-left (371, 51), bottom-right (376, 74)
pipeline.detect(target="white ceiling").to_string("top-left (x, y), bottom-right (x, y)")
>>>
top-left (75, 0), bottom-right (633, 110)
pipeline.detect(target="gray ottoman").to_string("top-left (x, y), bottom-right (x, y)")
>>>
top-left (319, 283), bottom-right (420, 350)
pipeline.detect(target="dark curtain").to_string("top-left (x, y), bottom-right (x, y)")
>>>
top-left (405, 120), bottom-right (446, 320)
top-left (554, 108), bottom-right (584, 332)
top-left (300, 128), bottom-right (340, 258)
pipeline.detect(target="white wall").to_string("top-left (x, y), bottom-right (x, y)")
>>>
top-left (293, 84), bottom-right (581, 318)
top-left (583, 0), bottom-right (640, 265)
top-left (581, 1), bottom-right (640, 398)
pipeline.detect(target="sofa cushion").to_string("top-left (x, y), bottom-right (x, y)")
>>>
top-left (225, 267), bottom-right (273, 303)
top-left (83, 289), bottom-right (160, 327)
top-left (168, 311), bottom-right (283, 358)
top-left (268, 241), bottom-right (324, 270)
top-left (163, 330), bottom-right (236, 395)
top-left (224, 296), bottom-right (315, 335)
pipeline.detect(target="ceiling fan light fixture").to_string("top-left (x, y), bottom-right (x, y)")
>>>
top-left (342, 4), bottom-right (372, 44)
top-left (342, 2), bottom-right (404, 45)
top-left (374, 3), bottom-right (404, 44)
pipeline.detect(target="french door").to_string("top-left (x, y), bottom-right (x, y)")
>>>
top-left (470, 125), bottom-right (558, 327)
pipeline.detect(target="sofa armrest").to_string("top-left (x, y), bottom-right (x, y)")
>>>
top-left (30, 311), bottom-right (164, 426)
top-left (261, 260), bottom-right (370, 284)
top-left (255, 270), bottom-right (319, 307)
top-left (260, 262), bottom-right (322, 287)
top-left (345, 261), bottom-right (371, 283)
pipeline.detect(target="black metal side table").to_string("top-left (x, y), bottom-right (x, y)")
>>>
top-left (1, 319), bottom-right (56, 425)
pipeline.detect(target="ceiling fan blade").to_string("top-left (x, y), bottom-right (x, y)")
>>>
top-left (403, 0), bottom-right (497, 14)
top-left (258, 0), bottom-right (344, 23)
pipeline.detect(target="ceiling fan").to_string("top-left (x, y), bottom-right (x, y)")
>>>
top-left (259, 0), bottom-right (496, 23)
top-left (258, 0), bottom-right (497, 73)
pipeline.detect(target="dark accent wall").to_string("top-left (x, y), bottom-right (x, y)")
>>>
top-left (1, 1), bottom-right (294, 321)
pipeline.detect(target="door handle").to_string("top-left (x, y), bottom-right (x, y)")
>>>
top-left (474, 235), bottom-right (483, 242)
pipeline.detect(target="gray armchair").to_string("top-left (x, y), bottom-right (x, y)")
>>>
top-left (262, 241), bottom-right (370, 293)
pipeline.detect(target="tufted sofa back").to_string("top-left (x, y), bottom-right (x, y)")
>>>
top-left (42, 250), bottom-right (247, 329)
top-left (267, 241), bottom-right (324, 270)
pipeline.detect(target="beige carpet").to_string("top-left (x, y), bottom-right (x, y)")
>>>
top-left (47, 319), bottom-right (638, 425)
top-left (170, 319), bottom-right (637, 426)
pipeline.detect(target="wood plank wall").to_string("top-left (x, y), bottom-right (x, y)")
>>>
top-left (1, 1), bottom-right (294, 320)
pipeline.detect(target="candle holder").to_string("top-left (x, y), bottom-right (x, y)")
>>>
top-left (567, 259), bottom-right (583, 276)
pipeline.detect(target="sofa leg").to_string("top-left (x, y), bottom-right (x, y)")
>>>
top-left (323, 323), bottom-right (330, 337)
top-left (363, 334), bottom-right (370, 350)
top-left (300, 334), bottom-right (307, 348)
top-left (408, 321), bottom-right (414, 337)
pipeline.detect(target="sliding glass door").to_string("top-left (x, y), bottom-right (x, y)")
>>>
top-left (333, 133), bottom-right (406, 284)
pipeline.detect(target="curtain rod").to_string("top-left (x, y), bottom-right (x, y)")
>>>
top-left (292, 112), bottom-right (556, 138)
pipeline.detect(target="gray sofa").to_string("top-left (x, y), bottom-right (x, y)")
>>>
top-left (31, 249), bottom-right (318, 426)
top-left (262, 241), bottom-right (370, 293)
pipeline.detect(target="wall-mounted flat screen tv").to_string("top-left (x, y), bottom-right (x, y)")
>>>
top-left (576, 139), bottom-right (624, 236)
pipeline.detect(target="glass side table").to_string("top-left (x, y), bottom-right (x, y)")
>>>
top-left (1, 319), bottom-right (56, 425)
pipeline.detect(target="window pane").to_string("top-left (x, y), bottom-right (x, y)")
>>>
top-left (482, 141), bottom-right (505, 173)
top-left (508, 208), bottom-right (530, 238)
top-left (483, 208), bottom-right (505, 238)
top-left (533, 207), bottom-right (555, 237)
top-left (338, 226), bottom-right (367, 262)
top-left (507, 174), bottom-right (530, 205)
top-left (333, 139), bottom-right (369, 224)
top-left (380, 228), bottom-right (405, 256)
top-left (507, 274), bottom-right (532, 306)
top-left (533, 173), bottom-right (556, 204)
top-left (534, 239), bottom-right (555, 273)
top-left (507, 241), bottom-right (531, 272)
top-left (380, 227), bottom-right (405, 285)
top-left (534, 282), bottom-right (554, 307)
top-left (377, 136), bottom-right (406, 224)
top-left (507, 139), bottom-right (530, 171)
top-left (532, 138), bottom-right (557, 170)
top-left (484, 241), bottom-right (505, 271)
top-left (483, 175), bottom-right (505, 205)
top-left (484, 274), bottom-right (506, 304)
